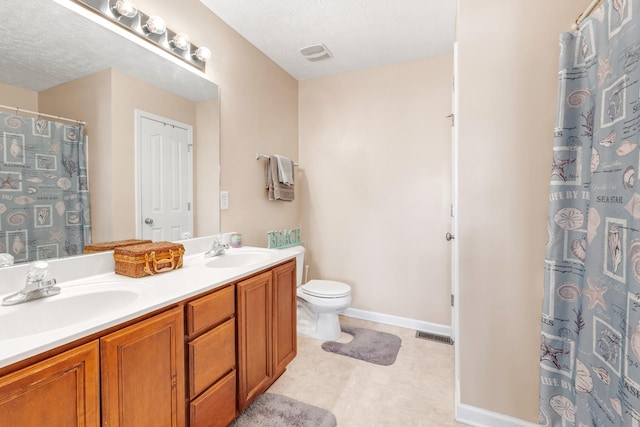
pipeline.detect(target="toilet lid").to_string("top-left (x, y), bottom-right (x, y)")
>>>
top-left (300, 280), bottom-right (351, 298)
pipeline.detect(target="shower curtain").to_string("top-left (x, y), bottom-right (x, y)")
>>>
top-left (0, 112), bottom-right (91, 263)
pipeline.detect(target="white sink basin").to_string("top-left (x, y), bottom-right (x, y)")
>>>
top-left (187, 248), bottom-right (277, 269)
top-left (0, 282), bottom-right (150, 340)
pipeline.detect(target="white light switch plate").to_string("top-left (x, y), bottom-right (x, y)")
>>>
top-left (220, 191), bottom-right (229, 210)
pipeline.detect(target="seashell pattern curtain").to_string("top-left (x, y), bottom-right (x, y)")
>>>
top-left (0, 113), bottom-right (91, 263)
top-left (541, 0), bottom-right (640, 425)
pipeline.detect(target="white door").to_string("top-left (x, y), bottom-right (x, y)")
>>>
top-left (136, 112), bottom-right (193, 241)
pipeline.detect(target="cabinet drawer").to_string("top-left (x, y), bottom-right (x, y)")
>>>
top-left (190, 370), bottom-right (237, 427)
top-left (187, 285), bottom-right (235, 337)
top-left (188, 317), bottom-right (236, 398)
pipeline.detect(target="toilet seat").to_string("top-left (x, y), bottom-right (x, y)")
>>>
top-left (300, 280), bottom-right (351, 298)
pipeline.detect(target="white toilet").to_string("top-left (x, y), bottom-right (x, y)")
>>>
top-left (285, 245), bottom-right (351, 341)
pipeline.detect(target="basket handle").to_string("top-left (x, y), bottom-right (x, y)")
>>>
top-left (144, 249), bottom-right (179, 275)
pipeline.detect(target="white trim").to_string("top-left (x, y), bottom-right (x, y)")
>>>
top-left (342, 308), bottom-right (452, 337)
top-left (455, 403), bottom-right (540, 427)
top-left (453, 41), bottom-right (462, 422)
top-left (452, 40), bottom-right (460, 345)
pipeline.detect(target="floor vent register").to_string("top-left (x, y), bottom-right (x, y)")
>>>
top-left (415, 331), bottom-right (453, 345)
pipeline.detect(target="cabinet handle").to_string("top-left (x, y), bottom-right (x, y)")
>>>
top-left (445, 232), bottom-right (455, 241)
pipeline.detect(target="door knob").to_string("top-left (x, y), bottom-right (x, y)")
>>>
top-left (445, 232), bottom-right (455, 241)
top-left (144, 218), bottom-right (154, 225)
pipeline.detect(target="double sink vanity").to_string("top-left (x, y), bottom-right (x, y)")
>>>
top-left (0, 237), bottom-right (298, 426)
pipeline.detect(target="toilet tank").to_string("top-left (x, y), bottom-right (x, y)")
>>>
top-left (281, 245), bottom-right (305, 286)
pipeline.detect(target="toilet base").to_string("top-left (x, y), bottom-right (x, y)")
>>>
top-left (297, 307), bottom-right (342, 341)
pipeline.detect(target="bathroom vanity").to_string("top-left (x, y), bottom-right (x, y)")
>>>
top-left (0, 241), bottom-right (297, 427)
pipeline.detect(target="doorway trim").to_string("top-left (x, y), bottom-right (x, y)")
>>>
top-left (452, 40), bottom-right (461, 419)
top-left (134, 109), bottom-right (194, 239)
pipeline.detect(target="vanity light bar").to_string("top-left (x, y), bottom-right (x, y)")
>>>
top-left (72, 0), bottom-right (211, 72)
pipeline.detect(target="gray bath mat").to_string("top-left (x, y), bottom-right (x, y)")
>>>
top-left (321, 325), bottom-right (402, 366)
top-left (230, 393), bottom-right (337, 427)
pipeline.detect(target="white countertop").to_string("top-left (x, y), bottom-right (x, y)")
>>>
top-left (0, 240), bottom-right (298, 369)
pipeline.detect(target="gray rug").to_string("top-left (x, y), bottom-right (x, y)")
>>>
top-left (321, 325), bottom-right (402, 366)
top-left (230, 393), bottom-right (336, 427)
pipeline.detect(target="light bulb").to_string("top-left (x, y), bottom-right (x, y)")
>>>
top-left (193, 47), bottom-right (211, 62)
top-left (171, 33), bottom-right (190, 51)
top-left (145, 15), bottom-right (166, 35)
top-left (113, 0), bottom-right (138, 18)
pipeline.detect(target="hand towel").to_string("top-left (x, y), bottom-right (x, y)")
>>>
top-left (265, 156), bottom-right (294, 201)
top-left (274, 154), bottom-right (294, 185)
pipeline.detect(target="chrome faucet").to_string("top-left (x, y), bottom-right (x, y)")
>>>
top-left (204, 236), bottom-right (229, 257)
top-left (2, 261), bottom-right (60, 306)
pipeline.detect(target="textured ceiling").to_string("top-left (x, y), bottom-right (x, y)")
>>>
top-left (199, 0), bottom-right (457, 80)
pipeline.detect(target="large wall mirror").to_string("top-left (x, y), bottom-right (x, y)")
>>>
top-left (0, 0), bottom-right (221, 264)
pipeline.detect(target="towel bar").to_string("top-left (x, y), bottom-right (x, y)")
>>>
top-left (256, 153), bottom-right (299, 166)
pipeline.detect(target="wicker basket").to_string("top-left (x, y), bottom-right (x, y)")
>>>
top-left (84, 239), bottom-right (152, 254)
top-left (114, 241), bottom-right (185, 278)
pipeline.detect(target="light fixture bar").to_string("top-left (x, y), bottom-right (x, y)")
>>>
top-left (71, 0), bottom-right (210, 72)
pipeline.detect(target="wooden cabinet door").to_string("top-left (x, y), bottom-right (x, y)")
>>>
top-left (272, 260), bottom-right (297, 377)
top-left (101, 307), bottom-right (185, 427)
top-left (236, 271), bottom-right (272, 411)
top-left (0, 341), bottom-right (100, 427)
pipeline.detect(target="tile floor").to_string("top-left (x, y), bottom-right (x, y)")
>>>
top-left (268, 316), bottom-right (469, 426)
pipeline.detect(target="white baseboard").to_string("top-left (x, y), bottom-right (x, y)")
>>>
top-left (342, 307), bottom-right (452, 337)
top-left (455, 403), bottom-right (540, 427)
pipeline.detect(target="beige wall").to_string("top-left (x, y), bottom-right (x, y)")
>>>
top-left (299, 56), bottom-right (453, 325)
top-left (196, 98), bottom-right (221, 237)
top-left (134, 0), bottom-right (300, 247)
top-left (457, 0), bottom-right (583, 420)
top-left (0, 82), bottom-right (38, 110)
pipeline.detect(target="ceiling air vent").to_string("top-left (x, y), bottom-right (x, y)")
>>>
top-left (299, 44), bottom-right (332, 62)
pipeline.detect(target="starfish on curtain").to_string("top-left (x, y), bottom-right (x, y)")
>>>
top-left (551, 154), bottom-right (576, 181)
top-left (584, 278), bottom-right (608, 310)
top-left (49, 230), bottom-right (64, 242)
top-left (540, 335), bottom-right (570, 369)
top-left (598, 55), bottom-right (613, 87)
top-left (0, 174), bottom-right (19, 190)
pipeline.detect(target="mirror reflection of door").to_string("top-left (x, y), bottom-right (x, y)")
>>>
top-left (136, 111), bottom-right (193, 241)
